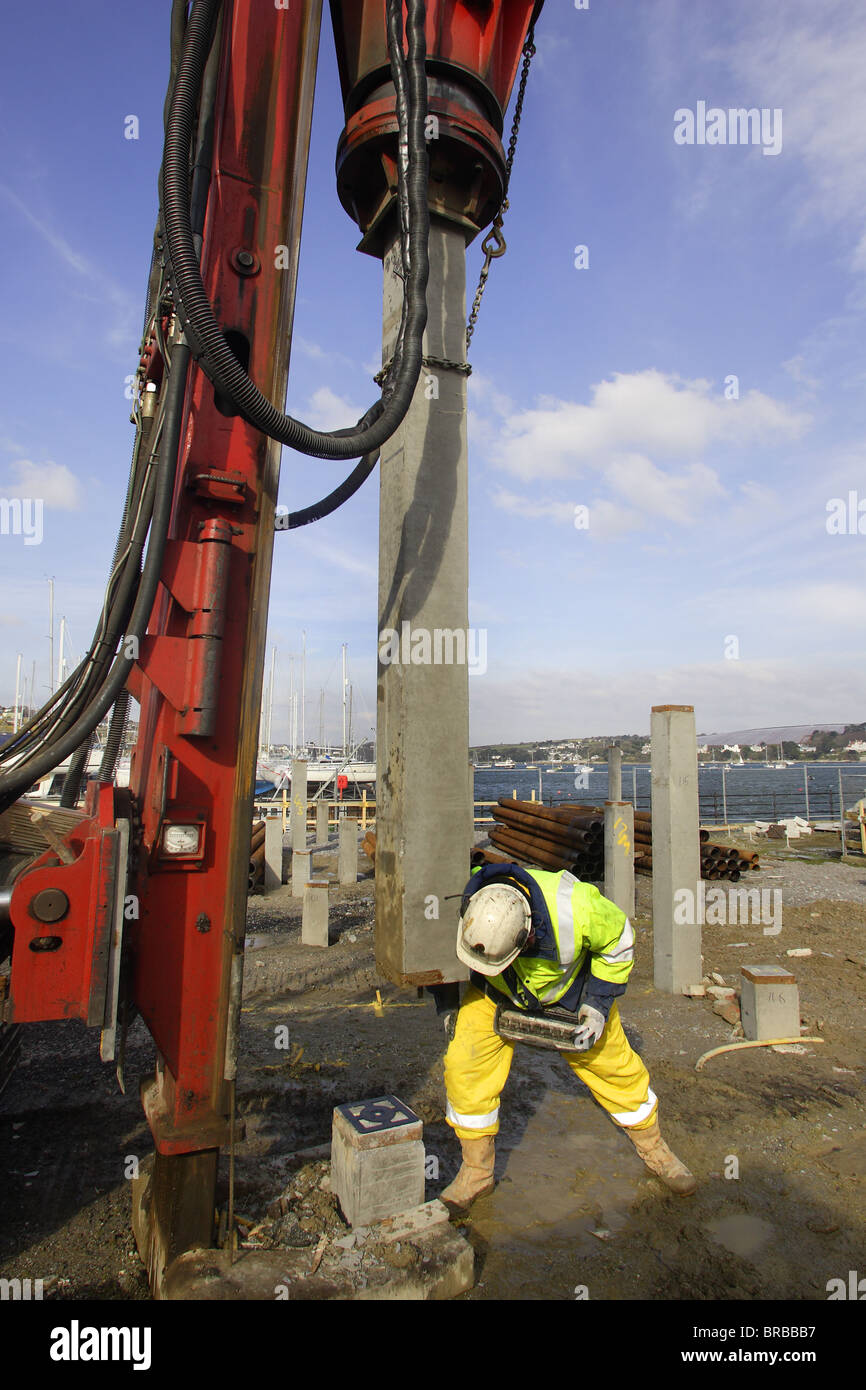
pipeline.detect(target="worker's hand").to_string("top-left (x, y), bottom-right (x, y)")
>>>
top-left (572, 1004), bottom-right (605, 1052)
top-left (443, 1012), bottom-right (457, 1043)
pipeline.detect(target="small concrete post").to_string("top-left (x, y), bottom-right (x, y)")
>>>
top-left (338, 817), bottom-right (357, 886)
top-left (331, 1096), bottom-right (425, 1228)
top-left (740, 965), bottom-right (800, 1040)
top-left (607, 745), bottom-right (622, 802)
top-left (316, 800), bottom-right (329, 845)
top-left (604, 800), bottom-right (634, 918)
top-left (651, 705), bottom-right (702, 992)
top-left (290, 759), bottom-right (307, 850)
top-left (302, 880), bottom-right (330, 948)
top-left (264, 817), bottom-right (282, 892)
top-left (291, 848), bottom-right (312, 900)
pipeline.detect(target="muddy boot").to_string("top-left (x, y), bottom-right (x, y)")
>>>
top-left (440, 1136), bottom-right (496, 1212)
top-left (624, 1120), bottom-right (697, 1195)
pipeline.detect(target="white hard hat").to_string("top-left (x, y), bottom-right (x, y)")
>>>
top-left (456, 883), bottom-right (532, 976)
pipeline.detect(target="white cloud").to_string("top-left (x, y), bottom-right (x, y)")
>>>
top-left (689, 0), bottom-right (866, 273)
top-left (605, 453), bottom-right (723, 523)
top-left (2, 459), bottom-right (82, 509)
top-left (301, 386), bottom-right (367, 433)
top-left (492, 370), bottom-right (810, 481)
top-left (468, 655), bottom-right (866, 743)
top-left (491, 488), bottom-right (575, 524)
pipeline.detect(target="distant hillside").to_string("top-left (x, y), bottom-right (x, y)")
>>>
top-left (697, 723), bottom-right (850, 744)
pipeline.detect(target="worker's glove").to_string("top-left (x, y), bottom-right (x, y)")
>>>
top-left (443, 1012), bottom-right (457, 1043)
top-left (572, 1004), bottom-right (606, 1052)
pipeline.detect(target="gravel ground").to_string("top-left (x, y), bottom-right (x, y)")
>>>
top-left (1, 830), bottom-right (863, 1303)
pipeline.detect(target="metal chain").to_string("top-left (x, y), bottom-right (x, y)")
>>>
top-left (374, 353), bottom-right (472, 386)
top-left (465, 25), bottom-right (537, 351)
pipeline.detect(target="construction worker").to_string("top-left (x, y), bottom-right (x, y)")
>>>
top-left (439, 860), bottom-right (696, 1211)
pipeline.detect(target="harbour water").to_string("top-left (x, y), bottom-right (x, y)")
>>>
top-left (472, 763), bottom-right (866, 824)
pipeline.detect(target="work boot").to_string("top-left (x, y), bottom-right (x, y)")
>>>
top-left (440, 1136), bottom-right (496, 1212)
top-left (624, 1120), bottom-right (697, 1195)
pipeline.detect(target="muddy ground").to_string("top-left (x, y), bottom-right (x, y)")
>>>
top-left (1, 829), bottom-right (864, 1302)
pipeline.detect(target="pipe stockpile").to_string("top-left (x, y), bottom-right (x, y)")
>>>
top-left (489, 799), bottom-right (604, 880)
top-left (486, 800), bottom-right (759, 882)
top-left (248, 817), bottom-right (266, 889)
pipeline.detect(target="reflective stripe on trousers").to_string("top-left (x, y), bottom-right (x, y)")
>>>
top-left (446, 1100), bottom-right (500, 1130)
top-left (443, 986), bottom-right (659, 1140)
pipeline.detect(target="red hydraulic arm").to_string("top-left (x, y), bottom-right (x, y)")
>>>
top-left (0, 0), bottom-right (542, 1292)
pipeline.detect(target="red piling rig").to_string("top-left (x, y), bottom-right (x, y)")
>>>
top-left (331, 0), bottom-right (543, 248)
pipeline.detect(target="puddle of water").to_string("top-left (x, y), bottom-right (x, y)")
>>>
top-left (244, 934), bottom-right (270, 951)
top-left (705, 1213), bottom-right (775, 1259)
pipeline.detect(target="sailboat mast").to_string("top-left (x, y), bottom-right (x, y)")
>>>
top-left (48, 577), bottom-right (55, 696)
top-left (13, 652), bottom-right (22, 733)
top-left (341, 643), bottom-right (347, 756)
top-left (267, 645), bottom-right (276, 753)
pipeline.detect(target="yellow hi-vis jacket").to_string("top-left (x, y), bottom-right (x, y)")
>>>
top-left (464, 863), bottom-right (635, 1014)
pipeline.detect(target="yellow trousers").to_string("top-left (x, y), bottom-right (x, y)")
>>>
top-left (444, 986), bottom-right (658, 1139)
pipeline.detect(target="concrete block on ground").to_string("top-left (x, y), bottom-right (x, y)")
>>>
top-left (740, 965), bottom-right (800, 1040)
top-left (374, 1199), bottom-right (450, 1245)
top-left (331, 1095), bottom-right (425, 1227)
top-left (162, 1219), bottom-right (475, 1300)
top-left (316, 801), bottom-right (330, 845)
top-left (264, 817), bottom-right (283, 892)
top-left (302, 880), bottom-right (329, 948)
top-left (291, 848), bottom-right (312, 899)
top-left (338, 817), bottom-right (358, 886)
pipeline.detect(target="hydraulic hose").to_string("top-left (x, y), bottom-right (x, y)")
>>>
top-left (0, 343), bottom-right (192, 814)
top-left (279, 452), bottom-right (379, 530)
top-left (60, 736), bottom-right (93, 809)
top-left (161, 0), bottom-right (429, 460)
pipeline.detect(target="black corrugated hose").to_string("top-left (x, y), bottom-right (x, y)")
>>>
top-left (160, 0), bottom-right (429, 459)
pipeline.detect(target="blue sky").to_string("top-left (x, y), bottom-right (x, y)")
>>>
top-left (1, 0), bottom-right (864, 745)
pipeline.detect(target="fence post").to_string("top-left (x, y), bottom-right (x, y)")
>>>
top-left (804, 766), bottom-right (810, 822)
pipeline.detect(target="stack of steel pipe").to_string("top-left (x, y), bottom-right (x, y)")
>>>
top-left (248, 817), bottom-right (266, 889)
top-left (489, 799), bottom-right (604, 880)
top-left (634, 834), bottom-right (759, 881)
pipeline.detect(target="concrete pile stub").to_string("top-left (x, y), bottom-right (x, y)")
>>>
top-left (338, 817), bottom-right (358, 886)
top-left (264, 817), bottom-right (283, 892)
top-left (302, 880), bottom-right (330, 947)
top-left (740, 964), bottom-right (800, 1040)
top-left (291, 848), bottom-right (312, 899)
top-left (331, 1095), bottom-right (425, 1227)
